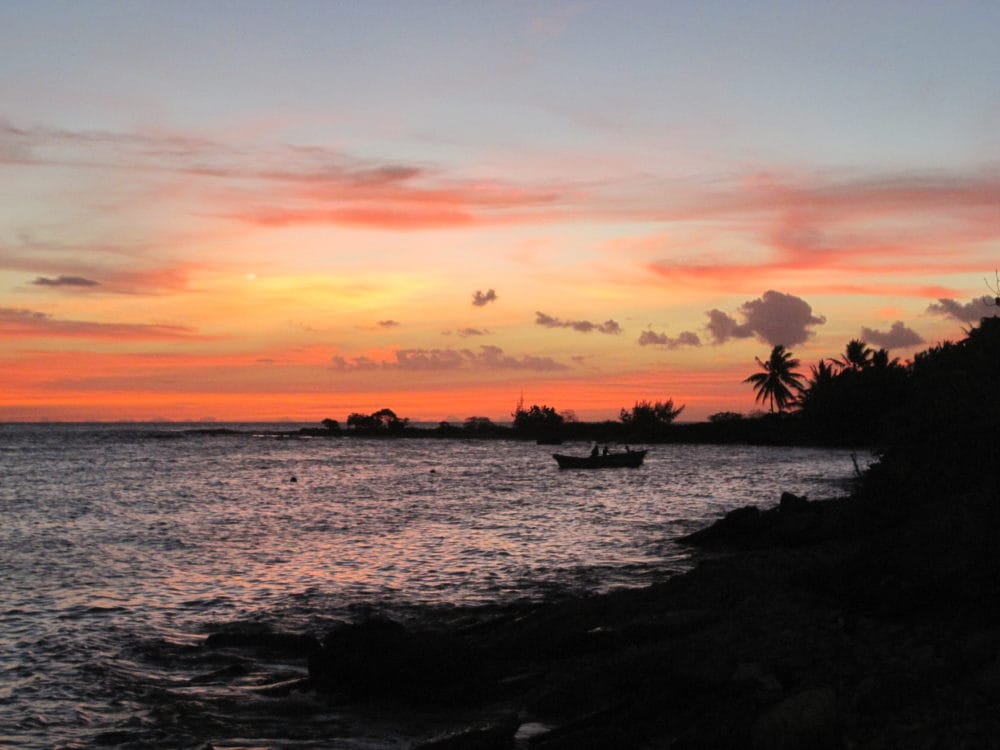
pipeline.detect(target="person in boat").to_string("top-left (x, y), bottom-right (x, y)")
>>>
top-left (590, 443), bottom-right (600, 457)
top-left (602, 445), bottom-right (609, 456)
top-left (625, 445), bottom-right (631, 453)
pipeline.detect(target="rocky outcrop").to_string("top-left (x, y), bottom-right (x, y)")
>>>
top-left (307, 616), bottom-right (489, 702)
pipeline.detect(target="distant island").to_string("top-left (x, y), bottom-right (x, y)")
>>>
top-left (251, 323), bottom-right (993, 450)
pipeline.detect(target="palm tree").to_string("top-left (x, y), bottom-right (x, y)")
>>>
top-left (744, 345), bottom-right (806, 413)
top-left (808, 359), bottom-right (837, 387)
top-left (870, 348), bottom-right (900, 370)
top-left (834, 339), bottom-right (874, 372)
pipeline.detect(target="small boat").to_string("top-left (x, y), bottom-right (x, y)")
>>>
top-left (552, 450), bottom-right (647, 469)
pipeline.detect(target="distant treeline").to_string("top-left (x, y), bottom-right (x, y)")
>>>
top-left (305, 317), bottom-right (1000, 451)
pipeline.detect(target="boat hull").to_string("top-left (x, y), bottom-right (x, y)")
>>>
top-left (552, 450), bottom-right (647, 469)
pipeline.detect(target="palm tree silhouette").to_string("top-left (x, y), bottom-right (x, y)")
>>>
top-left (745, 345), bottom-right (806, 413)
top-left (834, 339), bottom-right (874, 372)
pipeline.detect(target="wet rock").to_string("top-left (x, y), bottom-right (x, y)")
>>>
top-left (750, 687), bottom-right (838, 750)
top-left (252, 676), bottom-right (312, 697)
top-left (413, 714), bottom-right (520, 749)
top-left (525, 706), bottom-right (647, 750)
top-left (975, 660), bottom-right (1000, 701)
top-left (187, 662), bottom-right (250, 684)
top-left (205, 625), bottom-right (320, 656)
top-left (669, 640), bottom-right (737, 689)
top-left (733, 661), bottom-right (783, 693)
top-left (679, 505), bottom-right (763, 547)
top-left (308, 616), bottom-right (487, 702)
top-left (957, 628), bottom-right (1000, 670)
top-left (780, 492), bottom-right (809, 512)
top-left (93, 730), bottom-right (142, 746)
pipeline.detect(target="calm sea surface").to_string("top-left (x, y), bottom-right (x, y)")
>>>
top-left (0, 423), bottom-right (866, 748)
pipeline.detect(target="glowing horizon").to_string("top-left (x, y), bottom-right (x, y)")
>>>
top-left (2, 2), bottom-right (998, 423)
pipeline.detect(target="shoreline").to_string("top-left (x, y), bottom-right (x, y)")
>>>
top-left (201, 489), bottom-right (999, 749)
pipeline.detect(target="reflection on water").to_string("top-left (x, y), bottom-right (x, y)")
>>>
top-left (0, 424), bottom-right (866, 747)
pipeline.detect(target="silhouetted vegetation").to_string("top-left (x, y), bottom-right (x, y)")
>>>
top-left (303, 318), bottom-right (996, 453)
top-left (863, 315), bottom-right (1000, 506)
top-left (511, 399), bottom-right (565, 438)
top-left (345, 408), bottom-right (409, 435)
top-left (463, 416), bottom-right (496, 434)
top-left (619, 398), bottom-right (684, 441)
top-left (797, 341), bottom-right (909, 446)
top-left (744, 344), bottom-right (806, 413)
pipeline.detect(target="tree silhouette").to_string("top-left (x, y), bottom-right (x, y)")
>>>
top-left (511, 402), bottom-right (564, 434)
top-left (834, 339), bottom-right (874, 372)
top-left (870, 348), bottom-right (899, 370)
top-left (346, 408), bottom-right (409, 434)
top-left (744, 345), bottom-right (806, 413)
top-left (619, 398), bottom-right (685, 439)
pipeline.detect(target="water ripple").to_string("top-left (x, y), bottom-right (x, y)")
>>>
top-left (0, 424), bottom-right (866, 748)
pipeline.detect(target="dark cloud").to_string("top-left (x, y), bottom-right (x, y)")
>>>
top-left (926, 297), bottom-right (997, 322)
top-left (394, 349), bottom-right (467, 370)
top-left (638, 329), bottom-right (701, 349)
top-left (706, 290), bottom-right (825, 346)
top-left (475, 345), bottom-right (568, 371)
top-left (331, 345), bottom-right (567, 372)
top-left (376, 319), bottom-right (400, 328)
top-left (331, 355), bottom-right (379, 371)
top-left (859, 321), bottom-right (925, 350)
top-left (456, 327), bottom-right (489, 337)
top-left (535, 311), bottom-right (622, 334)
top-left (472, 289), bottom-right (498, 306)
top-left (705, 309), bottom-right (754, 343)
top-left (32, 275), bottom-right (100, 288)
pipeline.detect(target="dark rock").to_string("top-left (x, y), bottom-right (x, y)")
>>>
top-left (780, 492), bottom-right (809, 512)
top-left (679, 505), bottom-right (763, 547)
top-left (750, 687), bottom-right (838, 750)
top-left (732, 661), bottom-right (783, 693)
top-left (526, 705), bottom-right (644, 750)
top-left (308, 616), bottom-right (487, 702)
top-left (413, 715), bottom-right (520, 750)
top-left (205, 627), bottom-right (320, 656)
top-left (93, 730), bottom-right (141, 746)
top-left (252, 676), bottom-right (312, 697)
top-left (957, 628), bottom-right (1000, 670)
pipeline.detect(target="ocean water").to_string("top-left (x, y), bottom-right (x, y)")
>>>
top-left (0, 423), bottom-right (865, 748)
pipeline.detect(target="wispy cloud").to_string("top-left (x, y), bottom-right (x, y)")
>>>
top-left (1, 236), bottom-right (201, 296)
top-left (332, 345), bottom-right (568, 372)
top-left (638, 329), bottom-right (701, 349)
top-left (0, 307), bottom-right (215, 340)
top-left (535, 311), bottom-right (622, 334)
top-left (637, 170), bottom-right (1000, 295)
top-left (1, 121), bottom-right (565, 232)
top-left (32, 275), bottom-right (100, 288)
top-left (442, 327), bottom-right (490, 337)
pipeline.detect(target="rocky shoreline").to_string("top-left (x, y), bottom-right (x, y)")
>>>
top-left (200, 486), bottom-right (1000, 749)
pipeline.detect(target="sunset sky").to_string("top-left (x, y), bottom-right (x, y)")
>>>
top-left (2, 1), bottom-right (998, 422)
